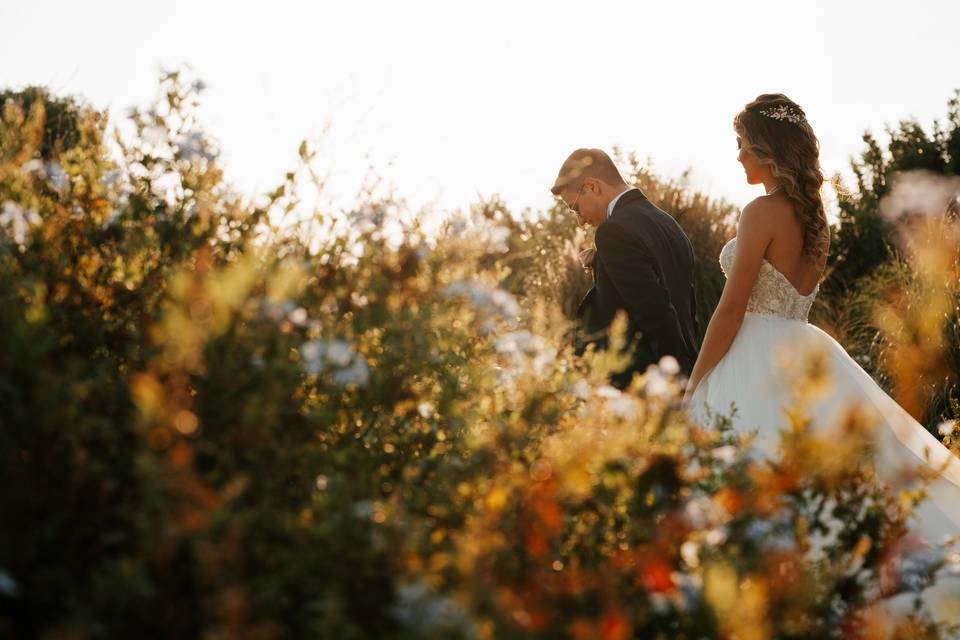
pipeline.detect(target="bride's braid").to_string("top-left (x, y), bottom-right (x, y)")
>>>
top-left (734, 94), bottom-right (829, 263)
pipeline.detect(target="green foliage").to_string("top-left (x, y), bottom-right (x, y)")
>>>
top-left (818, 90), bottom-right (960, 435)
top-left (826, 90), bottom-right (960, 294)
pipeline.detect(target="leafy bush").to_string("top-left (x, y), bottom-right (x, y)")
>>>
top-left (817, 91), bottom-right (960, 436)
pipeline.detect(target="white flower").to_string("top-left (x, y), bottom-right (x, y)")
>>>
top-left (445, 213), bottom-right (468, 235)
top-left (176, 131), bottom-right (217, 162)
top-left (417, 402), bottom-right (434, 419)
top-left (299, 340), bottom-right (326, 375)
top-left (712, 445), bottom-right (738, 465)
top-left (142, 124), bottom-right (168, 145)
top-left (354, 206), bottom-right (385, 230)
top-left (100, 170), bottom-right (123, 189)
top-left (300, 339), bottom-right (370, 388)
top-left (391, 579), bottom-right (477, 636)
top-left (938, 420), bottom-right (957, 437)
top-left (572, 379), bottom-right (590, 400)
top-left (443, 280), bottom-right (519, 325)
top-left (595, 384), bottom-right (639, 418)
top-left (705, 526), bottom-right (728, 546)
top-left (263, 299), bottom-right (297, 323)
top-left (325, 340), bottom-right (353, 367)
top-left (596, 385), bottom-right (621, 399)
top-left (680, 540), bottom-right (700, 568)
top-left (684, 495), bottom-right (724, 529)
top-left (495, 330), bottom-right (540, 355)
top-left (288, 307), bottom-right (308, 327)
top-left (20, 158), bottom-right (44, 174)
top-left (44, 161), bottom-right (68, 190)
top-left (644, 368), bottom-right (671, 400)
top-left (606, 394), bottom-right (639, 419)
top-left (947, 551), bottom-right (960, 576)
top-left (658, 355), bottom-right (680, 376)
top-left (333, 357), bottom-right (370, 387)
top-left (479, 223), bottom-right (510, 253)
top-left (0, 200), bottom-right (41, 246)
top-left (351, 500), bottom-right (374, 518)
top-left (649, 592), bottom-right (671, 614)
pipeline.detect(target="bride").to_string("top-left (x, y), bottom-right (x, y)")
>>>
top-left (683, 93), bottom-right (960, 614)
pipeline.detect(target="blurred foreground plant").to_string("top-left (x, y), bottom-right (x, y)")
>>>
top-left (0, 75), bottom-right (957, 640)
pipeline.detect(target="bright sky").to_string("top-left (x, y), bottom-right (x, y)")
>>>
top-left (2, 1), bottom-right (958, 217)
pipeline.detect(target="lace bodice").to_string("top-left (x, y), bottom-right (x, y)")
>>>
top-left (719, 237), bottom-right (818, 322)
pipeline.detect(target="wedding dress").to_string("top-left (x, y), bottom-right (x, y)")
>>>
top-left (688, 236), bottom-right (960, 619)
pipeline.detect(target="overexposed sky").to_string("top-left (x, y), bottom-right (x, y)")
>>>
top-left (2, 0), bottom-right (957, 216)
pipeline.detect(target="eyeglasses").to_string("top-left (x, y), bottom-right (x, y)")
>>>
top-left (567, 183), bottom-right (585, 216)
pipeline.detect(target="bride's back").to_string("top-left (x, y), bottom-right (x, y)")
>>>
top-left (759, 192), bottom-right (827, 297)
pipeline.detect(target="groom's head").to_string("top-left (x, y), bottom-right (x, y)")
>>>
top-left (551, 148), bottom-right (629, 227)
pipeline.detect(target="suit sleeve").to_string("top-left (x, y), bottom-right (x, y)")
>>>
top-left (594, 220), bottom-right (687, 361)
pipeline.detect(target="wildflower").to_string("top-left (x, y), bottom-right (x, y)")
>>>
top-left (44, 161), bottom-right (68, 190)
top-left (288, 307), bottom-right (308, 327)
top-left (479, 223), bottom-right (510, 253)
top-left (417, 402), bottom-right (434, 419)
top-left (0, 200), bottom-right (41, 246)
top-left (142, 124), bottom-right (167, 145)
top-left (495, 330), bottom-right (541, 355)
top-left (391, 579), bottom-right (477, 637)
top-left (705, 526), bottom-right (728, 546)
top-left (672, 571), bottom-right (703, 612)
top-left (20, 158), bottom-right (43, 174)
top-left (325, 340), bottom-right (352, 367)
top-left (263, 299), bottom-right (297, 323)
top-left (644, 366), bottom-right (672, 400)
top-left (333, 357), bottom-right (370, 387)
top-left (572, 379), bottom-right (590, 400)
top-left (299, 340), bottom-right (326, 375)
top-left (680, 540), bottom-right (700, 568)
top-left (354, 206), bottom-right (385, 230)
top-left (658, 355), bottom-right (680, 376)
top-left (938, 420), bottom-right (956, 437)
top-left (351, 500), bottom-right (374, 518)
top-left (443, 281), bottom-right (519, 325)
top-left (176, 131), bottom-right (217, 162)
top-left (100, 170), bottom-right (123, 189)
top-left (101, 209), bottom-right (122, 229)
top-left (596, 384), bottom-right (640, 418)
top-left (712, 445), bottom-right (738, 465)
top-left (299, 339), bottom-right (371, 388)
top-left (947, 551), bottom-right (960, 576)
top-left (648, 592), bottom-right (671, 614)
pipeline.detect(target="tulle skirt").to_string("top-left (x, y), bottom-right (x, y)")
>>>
top-left (688, 312), bottom-right (960, 619)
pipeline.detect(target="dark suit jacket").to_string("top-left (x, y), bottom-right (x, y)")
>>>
top-left (575, 188), bottom-right (701, 388)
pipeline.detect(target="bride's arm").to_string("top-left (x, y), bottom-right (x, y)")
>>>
top-left (684, 201), bottom-right (774, 400)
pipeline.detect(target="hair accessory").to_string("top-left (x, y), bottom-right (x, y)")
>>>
top-left (758, 104), bottom-right (806, 125)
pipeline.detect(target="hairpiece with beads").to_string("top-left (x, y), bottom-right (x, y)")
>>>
top-left (758, 104), bottom-right (806, 125)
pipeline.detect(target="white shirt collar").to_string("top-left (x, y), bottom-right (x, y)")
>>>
top-left (607, 187), bottom-right (634, 219)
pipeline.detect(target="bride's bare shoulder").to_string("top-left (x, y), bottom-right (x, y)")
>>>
top-left (737, 194), bottom-right (787, 232)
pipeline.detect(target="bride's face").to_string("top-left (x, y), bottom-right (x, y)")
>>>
top-left (737, 136), bottom-right (770, 185)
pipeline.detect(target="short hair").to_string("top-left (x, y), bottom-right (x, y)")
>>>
top-left (550, 148), bottom-right (626, 196)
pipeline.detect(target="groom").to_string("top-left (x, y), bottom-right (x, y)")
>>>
top-left (551, 148), bottom-right (700, 389)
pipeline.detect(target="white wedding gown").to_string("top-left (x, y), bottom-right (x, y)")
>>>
top-left (689, 237), bottom-right (960, 620)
